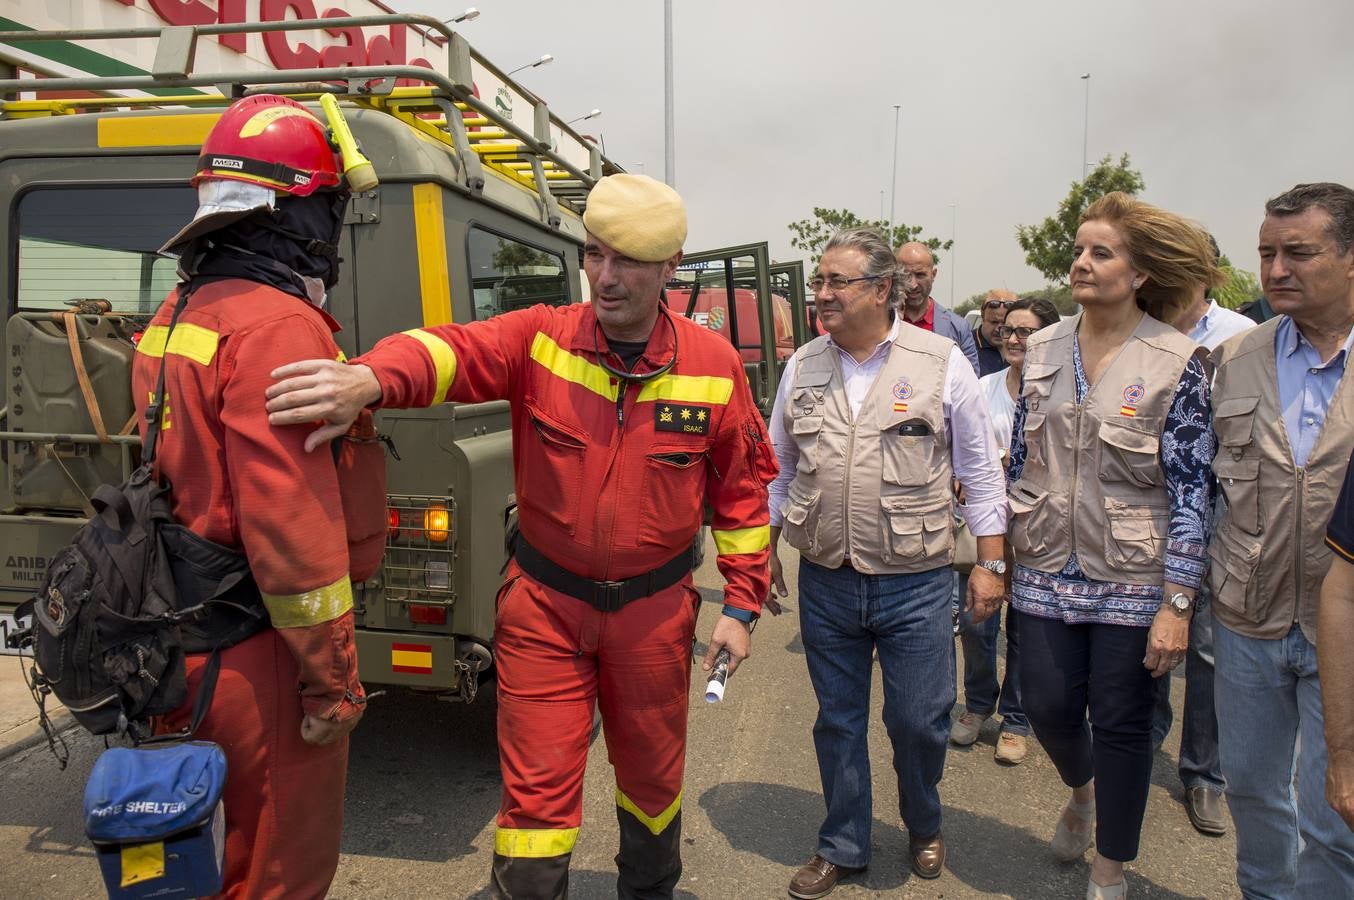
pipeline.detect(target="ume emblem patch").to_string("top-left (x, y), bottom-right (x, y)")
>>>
top-left (655, 403), bottom-right (711, 435)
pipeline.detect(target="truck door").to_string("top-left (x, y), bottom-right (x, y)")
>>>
top-left (769, 259), bottom-right (809, 379)
top-left (665, 242), bottom-right (779, 414)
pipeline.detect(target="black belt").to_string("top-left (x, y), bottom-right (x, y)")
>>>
top-left (514, 537), bottom-right (693, 613)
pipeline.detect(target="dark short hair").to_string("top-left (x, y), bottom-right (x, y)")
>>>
top-left (1265, 182), bottom-right (1354, 255)
top-left (1007, 296), bottom-right (1061, 329)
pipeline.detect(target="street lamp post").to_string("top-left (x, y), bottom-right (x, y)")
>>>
top-left (949, 202), bottom-right (957, 308)
top-left (664, 0), bottom-right (675, 186)
top-left (888, 104), bottom-right (900, 243)
top-left (445, 7), bottom-right (479, 24)
top-left (508, 54), bottom-right (553, 77)
top-left (1080, 72), bottom-right (1091, 180)
top-left (566, 109), bottom-right (601, 125)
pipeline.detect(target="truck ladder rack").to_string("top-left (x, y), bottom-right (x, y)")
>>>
top-left (0, 15), bottom-right (616, 222)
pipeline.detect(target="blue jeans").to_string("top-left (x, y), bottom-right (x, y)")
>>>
top-left (955, 573), bottom-right (1029, 735)
top-left (799, 559), bottom-right (955, 869)
top-left (1151, 594), bottom-right (1224, 790)
top-left (1214, 620), bottom-right (1354, 899)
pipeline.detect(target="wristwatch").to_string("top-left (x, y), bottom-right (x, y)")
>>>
top-left (1165, 591), bottom-right (1194, 616)
top-left (976, 559), bottom-right (1007, 576)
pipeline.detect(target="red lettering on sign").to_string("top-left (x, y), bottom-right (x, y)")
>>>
top-left (217, 0), bottom-right (246, 53)
top-left (147, 0), bottom-right (215, 27)
top-left (260, 0), bottom-right (322, 69)
top-left (319, 8), bottom-right (364, 68)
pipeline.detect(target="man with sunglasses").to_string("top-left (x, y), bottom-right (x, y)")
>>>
top-left (263, 174), bottom-right (778, 899)
top-left (973, 289), bottom-right (1017, 376)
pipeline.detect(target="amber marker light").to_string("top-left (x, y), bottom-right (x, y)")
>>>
top-left (423, 504), bottom-right (451, 542)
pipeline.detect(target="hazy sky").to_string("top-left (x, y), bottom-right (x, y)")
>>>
top-left (424, 0), bottom-right (1354, 306)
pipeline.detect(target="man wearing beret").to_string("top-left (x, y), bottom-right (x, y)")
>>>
top-left (264, 174), bottom-right (778, 898)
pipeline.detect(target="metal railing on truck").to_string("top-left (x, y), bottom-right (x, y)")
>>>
top-left (0, 14), bottom-right (624, 227)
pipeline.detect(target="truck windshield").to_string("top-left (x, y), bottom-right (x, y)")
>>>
top-left (15, 186), bottom-right (196, 315)
top-left (468, 226), bottom-right (569, 319)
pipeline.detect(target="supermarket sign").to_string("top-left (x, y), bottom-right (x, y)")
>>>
top-left (0, 0), bottom-right (448, 86)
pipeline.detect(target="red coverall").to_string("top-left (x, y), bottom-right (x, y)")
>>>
top-left (355, 302), bottom-right (776, 897)
top-left (132, 279), bottom-right (386, 899)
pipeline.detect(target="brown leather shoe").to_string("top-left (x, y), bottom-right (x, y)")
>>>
top-left (787, 854), bottom-right (864, 899)
top-left (909, 831), bottom-right (946, 879)
top-left (1185, 786), bottom-right (1228, 836)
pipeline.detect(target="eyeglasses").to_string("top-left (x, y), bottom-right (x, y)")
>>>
top-left (997, 325), bottom-right (1038, 341)
top-left (807, 274), bottom-right (881, 292)
top-left (983, 299), bottom-right (1017, 311)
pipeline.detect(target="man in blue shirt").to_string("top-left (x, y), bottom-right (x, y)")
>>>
top-left (1209, 182), bottom-right (1354, 898)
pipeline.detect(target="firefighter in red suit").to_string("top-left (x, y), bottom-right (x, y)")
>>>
top-left (131, 94), bottom-right (386, 899)
top-left (265, 174), bottom-right (777, 898)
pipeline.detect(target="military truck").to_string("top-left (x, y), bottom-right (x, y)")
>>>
top-left (0, 15), bottom-right (807, 702)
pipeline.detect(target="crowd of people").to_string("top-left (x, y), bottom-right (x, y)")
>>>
top-left (138, 89), bottom-right (1353, 900)
top-left (769, 183), bottom-right (1354, 900)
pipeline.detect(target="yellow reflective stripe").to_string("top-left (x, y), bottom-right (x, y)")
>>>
top-left (494, 827), bottom-right (579, 858)
top-left (713, 525), bottom-right (771, 555)
top-left (98, 114), bottom-right (219, 148)
top-left (262, 575), bottom-right (353, 628)
top-left (636, 373), bottom-right (734, 406)
top-left (615, 788), bottom-right (682, 837)
top-left (529, 332), bottom-right (618, 401)
top-left (413, 183), bottom-right (452, 327)
top-left (135, 323), bottom-right (220, 366)
top-left (401, 329), bottom-right (458, 402)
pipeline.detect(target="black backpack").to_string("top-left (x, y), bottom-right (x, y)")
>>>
top-left (12, 287), bottom-right (267, 756)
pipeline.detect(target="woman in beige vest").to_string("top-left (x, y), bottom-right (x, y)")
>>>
top-left (1006, 193), bottom-right (1222, 899)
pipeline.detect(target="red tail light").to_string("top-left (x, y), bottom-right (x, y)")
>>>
top-left (388, 508), bottom-right (401, 539)
top-left (408, 603), bottom-right (447, 625)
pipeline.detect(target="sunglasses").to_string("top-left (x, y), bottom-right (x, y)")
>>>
top-left (983, 299), bottom-right (1017, 311)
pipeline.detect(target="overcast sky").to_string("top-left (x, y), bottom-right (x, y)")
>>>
top-left (422, 0), bottom-right (1354, 306)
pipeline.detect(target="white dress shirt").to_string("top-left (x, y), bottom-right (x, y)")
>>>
top-left (1189, 299), bottom-right (1255, 351)
top-left (979, 367), bottom-right (1018, 452)
top-left (768, 319), bottom-right (1009, 536)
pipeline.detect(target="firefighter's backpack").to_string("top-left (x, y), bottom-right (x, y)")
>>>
top-left (11, 287), bottom-right (266, 749)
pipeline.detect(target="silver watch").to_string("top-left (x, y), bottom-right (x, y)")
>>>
top-left (977, 559), bottom-right (1007, 576)
top-left (1165, 591), bottom-right (1193, 616)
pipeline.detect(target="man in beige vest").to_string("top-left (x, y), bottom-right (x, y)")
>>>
top-left (769, 228), bottom-right (1008, 898)
top-left (1209, 182), bottom-right (1354, 897)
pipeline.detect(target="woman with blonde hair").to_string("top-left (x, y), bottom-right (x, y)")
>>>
top-left (1005, 192), bottom-right (1222, 899)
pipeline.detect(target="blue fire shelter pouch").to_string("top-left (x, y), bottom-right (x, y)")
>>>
top-left (84, 740), bottom-right (227, 898)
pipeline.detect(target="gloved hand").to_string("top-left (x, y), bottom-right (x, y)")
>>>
top-left (274, 609), bottom-right (366, 746)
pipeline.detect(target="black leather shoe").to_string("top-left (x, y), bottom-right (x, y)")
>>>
top-left (787, 854), bottom-right (864, 899)
top-left (909, 831), bottom-right (946, 879)
top-left (1185, 786), bottom-right (1228, 836)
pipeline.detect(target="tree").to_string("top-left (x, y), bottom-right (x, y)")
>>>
top-left (1214, 254), bottom-right (1262, 309)
top-left (788, 207), bottom-right (953, 266)
top-left (1016, 154), bottom-right (1146, 284)
top-left (1020, 284), bottom-right (1078, 316)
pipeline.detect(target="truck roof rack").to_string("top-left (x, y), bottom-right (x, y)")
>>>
top-left (0, 15), bottom-right (622, 221)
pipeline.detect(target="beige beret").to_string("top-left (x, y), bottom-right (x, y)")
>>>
top-left (583, 174), bottom-right (687, 262)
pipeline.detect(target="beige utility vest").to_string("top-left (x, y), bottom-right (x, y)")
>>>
top-left (779, 327), bottom-right (955, 574)
top-left (1209, 319), bottom-right (1354, 642)
top-left (1008, 313), bottom-right (1202, 584)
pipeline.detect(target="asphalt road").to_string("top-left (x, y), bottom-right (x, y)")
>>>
top-left (0, 539), bottom-right (1240, 898)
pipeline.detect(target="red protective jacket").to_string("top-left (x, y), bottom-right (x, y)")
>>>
top-left (355, 302), bottom-right (776, 614)
top-left (132, 278), bottom-right (386, 716)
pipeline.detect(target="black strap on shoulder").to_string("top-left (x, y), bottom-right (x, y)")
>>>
top-left (136, 647), bottom-right (221, 745)
top-left (142, 285), bottom-right (194, 466)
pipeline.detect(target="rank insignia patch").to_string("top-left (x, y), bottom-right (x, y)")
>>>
top-left (656, 403), bottom-right (711, 435)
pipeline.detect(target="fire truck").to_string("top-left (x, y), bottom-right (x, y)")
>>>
top-left (0, 11), bottom-right (808, 702)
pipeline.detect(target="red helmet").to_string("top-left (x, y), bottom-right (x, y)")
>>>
top-left (193, 94), bottom-right (340, 197)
